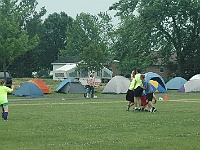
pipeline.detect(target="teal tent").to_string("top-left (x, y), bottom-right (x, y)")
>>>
top-left (166, 77), bottom-right (187, 90)
top-left (55, 78), bottom-right (86, 94)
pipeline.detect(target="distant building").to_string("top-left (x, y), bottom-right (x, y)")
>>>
top-left (51, 56), bottom-right (113, 85)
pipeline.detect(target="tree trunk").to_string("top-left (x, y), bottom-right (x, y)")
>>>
top-left (176, 50), bottom-right (185, 77)
top-left (3, 61), bottom-right (7, 82)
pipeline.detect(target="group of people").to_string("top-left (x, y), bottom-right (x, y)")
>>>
top-left (126, 68), bottom-right (157, 113)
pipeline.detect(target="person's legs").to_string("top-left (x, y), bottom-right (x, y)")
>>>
top-left (153, 93), bottom-right (157, 104)
top-left (148, 101), bottom-right (153, 109)
top-left (86, 86), bottom-right (91, 98)
top-left (147, 93), bottom-right (156, 112)
top-left (138, 97), bottom-right (141, 110)
top-left (148, 101), bottom-right (156, 112)
top-left (3, 104), bottom-right (8, 120)
top-left (127, 101), bottom-right (131, 111)
top-left (140, 96), bottom-right (146, 111)
top-left (134, 97), bottom-right (141, 111)
top-left (134, 87), bottom-right (143, 111)
top-left (91, 86), bottom-right (94, 98)
top-left (127, 90), bottom-right (134, 111)
top-left (1, 104), bottom-right (4, 118)
top-left (134, 97), bottom-right (138, 110)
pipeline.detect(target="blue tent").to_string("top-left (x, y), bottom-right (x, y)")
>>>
top-left (55, 78), bottom-right (86, 94)
top-left (166, 77), bottom-right (187, 90)
top-left (13, 82), bottom-right (44, 97)
top-left (145, 72), bottom-right (167, 93)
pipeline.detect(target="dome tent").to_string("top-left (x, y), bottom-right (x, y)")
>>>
top-left (145, 72), bottom-right (167, 93)
top-left (189, 74), bottom-right (200, 80)
top-left (55, 78), bottom-right (86, 94)
top-left (178, 74), bottom-right (200, 92)
top-left (29, 78), bottom-right (51, 94)
top-left (166, 77), bottom-right (187, 90)
top-left (102, 76), bottom-right (130, 94)
top-left (178, 79), bottom-right (200, 92)
top-left (13, 82), bottom-right (44, 97)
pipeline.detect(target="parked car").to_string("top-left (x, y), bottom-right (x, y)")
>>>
top-left (0, 71), bottom-right (12, 88)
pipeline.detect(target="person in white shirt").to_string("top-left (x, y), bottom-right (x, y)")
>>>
top-left (86, 74), bottom-right (95, 98)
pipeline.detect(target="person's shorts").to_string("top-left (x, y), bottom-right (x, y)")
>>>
top-left (134, 86), bottom-right (143, 97)
top-left (1, 103), bottom-right (8, 106)
top-left (146, 93), bottom-right (153, 101)
top-left (126, 90), bottom-right (134, 102)
top-left (140, 95), bottom-right (147, 106)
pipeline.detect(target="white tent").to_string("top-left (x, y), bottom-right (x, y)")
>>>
top-left (102, 76), bottom-right (130, 94)
top-left (178, 79), bottom-right (200, 92)
top-left (189, 74), bottom-right (200, 80)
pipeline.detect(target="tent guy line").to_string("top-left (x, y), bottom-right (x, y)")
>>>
top-left (10, 99), bottom-right (200, 106)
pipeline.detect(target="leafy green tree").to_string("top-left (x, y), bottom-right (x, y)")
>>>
top-left (78, 44), bottom-right (105, 71)
top-left (60, 12), bottom-right (114, 71)
top-left (9, 1), bottom-right (46, 77)
top-left (59, 15), bottom-right (90, 57)
top-left (110, 15), bottom-right (155, 75)
top-left (0, 0), bottom-right (39, 78)
top-left (38, 12), bottom-right (73, 71)
top-left (110, 0), bottom-right (200, 78)
top-left (97, 12), bottom-right (116, 63)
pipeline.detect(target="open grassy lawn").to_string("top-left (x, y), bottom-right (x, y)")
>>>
top-left (1, 78), bottom-right (200, 150)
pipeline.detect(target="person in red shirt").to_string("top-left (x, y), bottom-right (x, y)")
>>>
top-left (86, 74), bottom-right (95, 98)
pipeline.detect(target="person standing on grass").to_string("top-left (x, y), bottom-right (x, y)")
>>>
top-left (86, 74), bottom-right (95, 98)
top-left (133, 68), bottom-right (143, 111)
top-left (0, 79), bottom-right (14, 120)
top-left (126, 70), bottom-right (135, 111)
top-left (140, 74), bottom-right (157, 112)
top-left (153, 93), bottom-right (157, 104)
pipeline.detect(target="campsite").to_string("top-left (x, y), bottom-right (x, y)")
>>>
top-left (1, 77), bottom-right (199, 150)
top-left (1, 0), bottom-right (199, 149)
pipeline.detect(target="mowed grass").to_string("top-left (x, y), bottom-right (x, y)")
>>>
top-left (1, 92), bottom-right (200, 150)
top-left (1, 78), bottom-right (200, 149)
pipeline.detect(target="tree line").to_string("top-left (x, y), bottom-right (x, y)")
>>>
top-left (0, 0), bottom-right (199, 80)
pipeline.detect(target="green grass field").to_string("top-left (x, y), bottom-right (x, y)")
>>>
top-left (1, 78), bottom-right (200, 150)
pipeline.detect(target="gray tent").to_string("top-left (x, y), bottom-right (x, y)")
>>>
top-left (55, 78), bottom-right (86, 94)
top-left (102, 76), bottom-right (130, 94)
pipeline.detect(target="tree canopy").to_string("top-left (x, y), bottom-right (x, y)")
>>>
top-left (110, 0), bottom-right (200, 78)
top-left (59, 12), bottom-right (113, 72)
top-left (0, 0), bottom-right (43, 77)
top-left (1, 0), bottom-right (199, 80)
